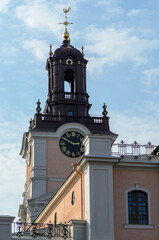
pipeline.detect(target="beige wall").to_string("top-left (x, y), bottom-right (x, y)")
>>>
top-left (38, 175), bottom-right (82, 224)
top-left (26, 145), bottom-right (33, 190)
top-left (113, 169), bottom-right (159, 240)
top-left (46, 139), bottom-right (81, 192)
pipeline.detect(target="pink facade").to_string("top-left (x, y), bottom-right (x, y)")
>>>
top-left (113, 169), bottom-right (159, 240)
top-left (26, 144), bottom-right (33, 190)
top-left (34, 164), bottom-right (159, 240)
top-left (36, 174), bottom-right (83, 224)
top-left (46, 139), bottom-right (81, 192)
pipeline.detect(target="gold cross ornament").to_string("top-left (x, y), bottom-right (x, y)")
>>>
top-left (59, 7), bottom-right (73, 40)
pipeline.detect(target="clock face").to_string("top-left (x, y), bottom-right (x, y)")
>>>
top-left (59, 131), bottom-right (85, 158)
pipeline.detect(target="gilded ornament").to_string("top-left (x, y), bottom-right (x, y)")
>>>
top-left (59, 7), bottom-right (73, 40)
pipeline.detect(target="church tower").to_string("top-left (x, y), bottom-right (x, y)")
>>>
top-left (18, 8), bottom-right (116, 223)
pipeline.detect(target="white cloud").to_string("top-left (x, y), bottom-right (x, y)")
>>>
top-left (0, 0), bottom-right (10, 13)
top-left (23, 39), bottom-right (48, 61)
top-left (0, 143), bottom-right (25, 216)
top-left (85, 26), bottom-right (159, 73)
top-left (110, 110), bottom-right (159, 145)
top-left (0, 44), bottom-right (17, 56)
top-left (0, 111), bottom-right (29, 217)
top-left (127, 9), bottom-right (150, 17)
top-left (0, 119), bottom-right (27, 144)
top-left (87, 56), bottom-right (112, 74)
top-left (146, 101), bottom-right (159, 116)
top-left (142, 68), bottom-right (159, 88)
top-left (15, 0), bottom-right (85, 37)
top-left (96, 0), bottom-right (124, 19)
top-left (15, 0), bottom-right (62, 34)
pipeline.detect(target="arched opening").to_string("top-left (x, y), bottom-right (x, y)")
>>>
top-left (64, 69), bottom-right (75, 93)
top-left (64, 81), bottom-right (70, 92)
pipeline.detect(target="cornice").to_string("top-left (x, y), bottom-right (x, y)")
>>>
top-left (27, 122), bottom-right (91, 141)
top-left (78, 155), bottom-right (120, 170)
top-left (114, 156), bottom-right (159, 169)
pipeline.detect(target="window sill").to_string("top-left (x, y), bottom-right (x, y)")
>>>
top-left (124, 224), bottom-right (154, 229)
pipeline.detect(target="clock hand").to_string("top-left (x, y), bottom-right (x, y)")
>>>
top-left (62, 137), bottom-right (74, 145)
top-left (62, 137), bottom-right (80, 145)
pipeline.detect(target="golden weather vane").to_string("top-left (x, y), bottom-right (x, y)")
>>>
top-left (59, 7), bottom-right (73, 40)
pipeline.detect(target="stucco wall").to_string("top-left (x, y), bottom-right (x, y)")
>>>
top-left (26, 145), bottom-right (33, 190)
top-left (46, 139), bottom-right (81, 192)
top-left (41, 175), bottom-right (82, 224)
top-left (113, 169), bottom-right (159, 240)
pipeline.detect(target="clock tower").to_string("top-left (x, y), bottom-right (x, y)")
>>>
top-left (18, 8), bottom-right (117, 223)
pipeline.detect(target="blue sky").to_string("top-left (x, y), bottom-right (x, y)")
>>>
top-left (1, 0), bottom-right (159, 219)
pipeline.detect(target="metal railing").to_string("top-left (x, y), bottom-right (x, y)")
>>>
top-left (41, 115), bottom-right (61, 122)
top-left (30, 114), bottom-right (105, 129)
top-left (12, 221), bottom-right (72, 239)
top-left (64, 92), bottom-right (76, 99)
top-left (112, 141), bottom-right (157, 157)
top-left (40, 115), bottom-right (104, 123)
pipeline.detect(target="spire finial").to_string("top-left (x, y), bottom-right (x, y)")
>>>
top-left (67, 38), bottom-right (72, 50)
top-left (36, 99), bottom-right (41, 113)
top-left (102, 103), bottom-right (108, 117)
top-left (59, 7), bottom-right (73, 40)
top-left (81, 46), bottom-right (85, 57)
top-left (49, 44), bottom-right (53, 56)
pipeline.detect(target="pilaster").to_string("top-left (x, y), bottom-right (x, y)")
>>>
top-left (31, 137), bottom-right (47, 198)
top-left (0, 215), bottom-right (15, 240)
top-left (83, 134), bottom-right (119, 240)
top-left (69, 220), bottom-right (86, 240)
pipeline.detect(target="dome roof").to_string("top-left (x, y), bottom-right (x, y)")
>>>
top-left (54, 40), bottom-right (83, 59)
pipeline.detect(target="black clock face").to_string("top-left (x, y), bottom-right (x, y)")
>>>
top-left (59, 131), bottom-right (85, 158)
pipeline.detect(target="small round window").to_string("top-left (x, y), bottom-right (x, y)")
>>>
top-left (66, 59), bottom-right (73, 65)
top-left (71, 191), bottom-right (75, 205)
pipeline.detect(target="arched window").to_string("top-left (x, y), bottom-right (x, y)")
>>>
top-left (64, 69), bottom-right (75, 93)
top-left (128, 190), bottom-right (148, 224)
top-left (125, 185), bottom-right (153, 229)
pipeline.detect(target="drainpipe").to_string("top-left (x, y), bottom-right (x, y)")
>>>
top-left (72, 163), bottom-right (84, 220)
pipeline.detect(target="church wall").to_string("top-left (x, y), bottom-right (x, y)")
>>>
top-left (113, 169), bottom-right (159, 240)
top-left (41, 175), bottom-right (82, 224)
top-left (26, 144), bottom-right (33, 191)
top-left (46, 139), bottom-right (81, 192)
top-left (47, 181), bottom-right (65, 193)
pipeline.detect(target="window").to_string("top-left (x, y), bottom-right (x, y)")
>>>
top-left (128, 190), bottom-right (148, 224)
top-left (124, 185), bottom-right (154, 229)
top-left (71, 191), bottom-right (75, 205)
top-left (67, 111), bottom-right (73, 116)
top-left (54, 212), bottom-right (57, 225)
top-left (64, 81), bottom-right (70, 92)
top-left (64, 69), bottom-right (75, 93)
